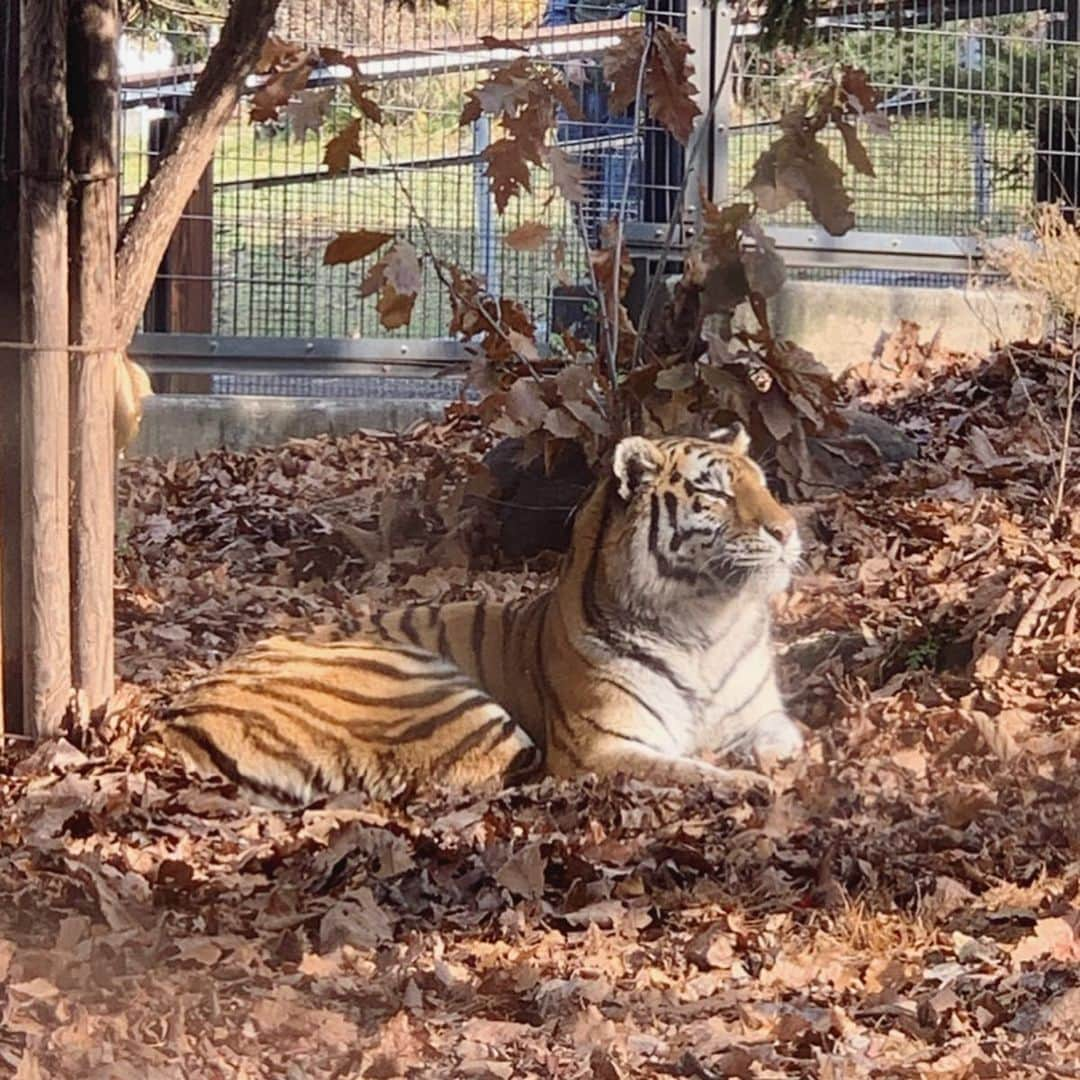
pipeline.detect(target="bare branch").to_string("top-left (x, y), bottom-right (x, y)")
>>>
top-left (629, 14), bottom-right (742, 371)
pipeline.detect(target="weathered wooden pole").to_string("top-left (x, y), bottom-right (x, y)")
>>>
top-left (20, 0), bottom-right (71, 735)
top-left (0, 1), bottom-right (24, 734)
top-left (68, 0), bottom-right (118, 710)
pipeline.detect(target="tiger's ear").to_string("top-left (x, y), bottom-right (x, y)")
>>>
top-left (612, 437), bottom-right (665, 500)
top-left (709, 421), bottom-right (750, 455)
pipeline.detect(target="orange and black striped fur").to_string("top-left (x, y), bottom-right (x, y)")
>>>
top-left (157, 425), bottom-right (805, 807)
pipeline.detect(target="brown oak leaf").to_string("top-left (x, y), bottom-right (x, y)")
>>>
top-left (347, 76), bottom-right (383, 124)
top-left (323, 118), bottom-right (364, 174)
top-left (504, 221), bottom-right (551, 252)
top-left (749, 124), bottom-right (855, 236)
top-left (485, 138), bottom-right (533, 213)
top-left (323, 229), bottom-right (393, 266)
top-left (545, 146), bottom-right (588, 204)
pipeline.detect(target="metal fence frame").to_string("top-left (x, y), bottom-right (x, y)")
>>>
top-left (123, 0), bottom-right (1080, 385)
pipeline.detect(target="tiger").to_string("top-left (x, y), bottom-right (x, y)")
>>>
top-left (154, 423), bottom-right (806, 807)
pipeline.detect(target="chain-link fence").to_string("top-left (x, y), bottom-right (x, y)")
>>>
top-left (121, 0), bottom-right (697, 349)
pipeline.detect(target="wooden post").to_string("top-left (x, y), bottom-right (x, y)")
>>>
top-left (149, 110), bottom-right (214, 337)
top-left (20, 0), bottom-right (71, 736)
top-left (148, 110), bottom-right (214, 394)
top-left (0, 1), bottom-right (23, 733)
top-left (68, 0), bottom-right (118, 710)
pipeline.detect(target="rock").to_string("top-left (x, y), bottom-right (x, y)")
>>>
top-left (482, 438), bottom-right (596, 558)
top-left (485, 409), bottom-right (919, 551)
top-left (806, 407), bottom-right (920, 489)
top-left (779, 629), bottom-right (865, 672)
top-left (843, 408), bottom-right (921, 464)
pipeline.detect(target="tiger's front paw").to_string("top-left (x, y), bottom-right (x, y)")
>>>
top-left (752, 713), bottom-right (805, 769)
top-left (704, 765), bottom-right (775, 800)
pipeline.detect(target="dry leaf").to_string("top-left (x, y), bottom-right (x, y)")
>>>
top-left (545, 146), bottom-right (588, 204)
top-left (495, 842), bottom-right (546, 900)
top-left (504, 221), bottom-right (551, 252)
top-left (485, 138), bottom-right (534, 213)
top-left (749, 123), bottom-right (855, 236)
top-left (323, 230), bottom-right (394, 266)
top-left (323, 118), bottom-right (364, 174)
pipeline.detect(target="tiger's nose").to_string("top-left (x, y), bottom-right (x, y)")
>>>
top-left (763, 516), bottom-right (796, 544)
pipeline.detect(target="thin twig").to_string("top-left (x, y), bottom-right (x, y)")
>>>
top-left (629, 7), bottom-right (745, 371)
top-left (569, 26), bottom-right (652, 438)
top-left (607, 22), bottom-right (655, 434)
top-left (1054, 321), bottom-right (1078, 521)
top-left (369, 127), bottom-right (545, 383)
top-left (571, 202), bottom-right (615, 411)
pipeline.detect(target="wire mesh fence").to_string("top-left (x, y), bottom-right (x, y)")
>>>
top-left (118, 0), bottom-right (1080, 396)
top-left (121, 0), bottom-right (692, 347)
top-left (729, 1), bottom-right (1080, 239)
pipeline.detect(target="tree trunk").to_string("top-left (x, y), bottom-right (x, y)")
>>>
top-left (0, 1), bottom-right (23, 734)
top-left (20, 0), bottom-right (71, 736)
top-left (113, 0), bottom-right (283, 348)
top-left (68, 0), bottom-right (118, 711)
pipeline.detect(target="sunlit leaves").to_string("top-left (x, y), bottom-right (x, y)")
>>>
top-left (359, 240), bottom-right (423, 331)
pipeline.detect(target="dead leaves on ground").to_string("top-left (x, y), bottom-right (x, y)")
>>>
top-left (0, 336), bottom-right (1078, 1076)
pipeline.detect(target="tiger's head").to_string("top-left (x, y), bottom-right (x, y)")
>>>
top-left (593, 424), bottom-right (801, 603)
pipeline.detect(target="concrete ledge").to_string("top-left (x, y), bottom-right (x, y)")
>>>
top-left (128, 394), bottom-right (446, 459)
top-left (128, 282), bottom-right (1047, 458)
top-left (742, 281), bottom-right (1048, 376)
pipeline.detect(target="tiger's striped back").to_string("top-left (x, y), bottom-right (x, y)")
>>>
top-left (159, 424), bottom-right (806, 805)
top-left (160, 635), bottom-right (541, 806)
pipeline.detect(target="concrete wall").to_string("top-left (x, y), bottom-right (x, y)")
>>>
top-left (128, 281), bottom-right (1048, 458)
top-left (750, 281), bottom-right (1047, 377)
top-left (128, 394), bottom-right (445, 459)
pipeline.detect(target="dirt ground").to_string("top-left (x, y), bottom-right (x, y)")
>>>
top-left (0, 336), bottom-right (1077, 1078)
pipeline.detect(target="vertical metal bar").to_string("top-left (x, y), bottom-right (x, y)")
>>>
top-left (973, 121), bottom-right (990, 221)
top-left (711, 3), bottom-right (733, 210)
top-left (474, 113), bottom-right (499, 294)
top-left (682, 0), bottom-right (709, 221)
